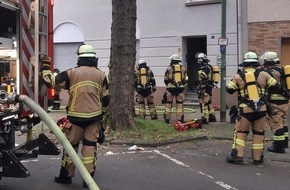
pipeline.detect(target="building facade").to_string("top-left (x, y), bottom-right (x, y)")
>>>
top-left (53, 0), bottom-right (247, 106)
top-left (248, 0), bottom-right (290, 66)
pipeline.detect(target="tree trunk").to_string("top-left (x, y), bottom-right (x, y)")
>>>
top-left (109, 0), bottom-right (137, 130)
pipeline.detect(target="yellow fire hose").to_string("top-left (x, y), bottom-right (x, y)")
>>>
top-left (135, 105), bottom-right (196, 115)
top-left (10, 94), bottom-right (99, 190)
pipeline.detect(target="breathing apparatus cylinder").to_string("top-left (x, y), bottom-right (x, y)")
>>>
top-left (213, 65), bottom-right (220, 83)
top-left (174, 64), bottom-right (181, 83)
top-left (140, 68), bottom-right (147, 86)
top-left (7, 85), bottom-right (12, 94)
top-left (283, 65), bottom-right (290, 90)
top-left (245, 72), bottom-right (259, 101)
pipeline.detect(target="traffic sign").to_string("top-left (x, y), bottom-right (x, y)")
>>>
top-left (218, 38), bottom-right (228, 46)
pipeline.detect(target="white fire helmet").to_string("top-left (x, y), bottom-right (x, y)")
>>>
top-left (77, 44), bottom-right (96, 58)
top-left (170, 54), bottom-right (182, 62)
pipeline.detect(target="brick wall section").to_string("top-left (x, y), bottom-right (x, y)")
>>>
top-left (249, 21), bottom-right (290, 55)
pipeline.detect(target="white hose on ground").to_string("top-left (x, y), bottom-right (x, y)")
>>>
top-left (13, 94), bottom-right (100, 190)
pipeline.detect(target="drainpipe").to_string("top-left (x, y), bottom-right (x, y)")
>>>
top-left (48, 0), bottom-right (54, 100)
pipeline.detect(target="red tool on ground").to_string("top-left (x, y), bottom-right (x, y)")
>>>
top-left (173, 119), bottom-right (203, 132)
top-left (56, 117), bottom-right (69, 131)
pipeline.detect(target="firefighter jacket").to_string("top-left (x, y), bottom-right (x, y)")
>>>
top-left (41, 58), bottom-right (110, 125)
top-left (226, 67), bottom-right (278, 113)
top-left (265, 64), bottom-right (289, 105)
top-left (164, 63), bottom-right (188, 95)
top-left (198, 63), bottom-right (214, 95)
top-left (135, 65), bottom-right (156, 97)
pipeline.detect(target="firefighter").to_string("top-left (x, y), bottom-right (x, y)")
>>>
top-left (135, 60), bottom-right (158, 120)
top-left (196, 52), bottom-right (217, 124)
top-left (41, 44), bottom-right (110, 188)
top-left (52, 68), bottom-right (61, 110)
top-left (226, 51), bottom-right (279, 165)
top-left (262, 51), bottom-right (289, 153)
top-left (163, 53), bottom-right (188, 124)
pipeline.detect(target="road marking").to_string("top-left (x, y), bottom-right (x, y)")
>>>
top-left (153, 150), bottom-right (190, 168)
top-left (104, 150), bottom-right (153, 156)
top-left (103, 149), bottom-right (238, 189)
top-left (153, 150), bottom-right (238, 190)
top-left (47, 149), bottom-right (237, 190)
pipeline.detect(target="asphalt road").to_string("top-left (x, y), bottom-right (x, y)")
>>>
top-left (1, 139), bottom-right (290, 190)
top-left (1, 106), bottom-right (290, 190)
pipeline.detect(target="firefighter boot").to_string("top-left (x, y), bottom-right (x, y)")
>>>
top-left (201, 117), bottom-right (208, 124)
top-left (55, 167), bottom-right (72, 184)
top-left (83, 171), bottom-right (95, 188)
top-left (209, 114), bottom-right (217, 122)
top-left (52, 102), bottom-right (60, 110)
top-left (164, 113), bottom-right (170, 124)
top-left (285, 137), bottom-right (289, 148)
top-left (267, 141), bottom-right (286, 153)
top-left (226, 149), bottom-right (243, 164)
top-left (283, 126), bottom-right (288, 148)
top-left (253, 155), bottom-right (264, 165)
top-left (151, 115), bottom-right (158, 120)
top-left (53, 103), bottom-right (60, 110)
top-left (55, 103), bottom-right (60, 110)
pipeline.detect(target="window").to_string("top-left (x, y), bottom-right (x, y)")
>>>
top-left (185, 0), bottom-right (221, 6)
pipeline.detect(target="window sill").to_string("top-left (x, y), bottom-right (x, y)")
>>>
top-left (185, 0), bottom-right (222, 7)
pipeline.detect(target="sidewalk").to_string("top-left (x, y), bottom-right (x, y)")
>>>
top-left (43, 105), bottom-right (290, 163)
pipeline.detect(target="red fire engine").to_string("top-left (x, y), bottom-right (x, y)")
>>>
top-left (0, 0), bottom-right (59, 179)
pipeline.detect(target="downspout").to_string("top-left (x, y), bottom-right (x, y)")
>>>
top-left (47, 0), bottom-right (54, 101)
top-left (237, 0), bottom-right (243, 65)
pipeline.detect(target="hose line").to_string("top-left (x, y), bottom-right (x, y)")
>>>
top-left (11, 94), bottom-right (99, 190)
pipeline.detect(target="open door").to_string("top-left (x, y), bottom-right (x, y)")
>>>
top-left (186, 37), bottom-right (207, 92)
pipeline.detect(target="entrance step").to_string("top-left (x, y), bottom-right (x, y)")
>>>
top-left (184, 91), bottom-right (199, 106)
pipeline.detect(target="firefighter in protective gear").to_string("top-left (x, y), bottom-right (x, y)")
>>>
top-left (226, 51), bottom-right (279, 165)
top-left (196, 52), bottom-right (217, 124)
top-left (163, 54), bottom-right (188, 124)
top-left (135, 60), bottom-right (158, 120)
top-left (52, 68), bottom-right (61, 110)
top-left (262, 51), bottom-right (289, 153)
top-left (41, 43), bottom-right (110, 188)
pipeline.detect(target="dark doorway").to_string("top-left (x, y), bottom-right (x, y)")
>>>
top-left (186, 37), bottom-right (207, 92)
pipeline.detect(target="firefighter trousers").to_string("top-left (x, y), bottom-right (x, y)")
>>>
top-left (137, 93), bottom-right (157, 119)
top-left (267, 103), bottom-right (288, 148)
top-left (164, 91), bottom-right (184, 122)
top-left (232, 111), bottom-right (267, 161)
top-left (198, 92), bottom-right (215, 122)
top-left (60, 121), bottom-right (101, 177)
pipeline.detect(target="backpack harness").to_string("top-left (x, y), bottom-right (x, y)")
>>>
top-left (237, 70), bottom-right (266, 112)
top-left (137, 67), bottom-right (152, 97)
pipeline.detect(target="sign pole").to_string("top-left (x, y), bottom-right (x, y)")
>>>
top-left (220, 0), bottom-right (227, 122)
